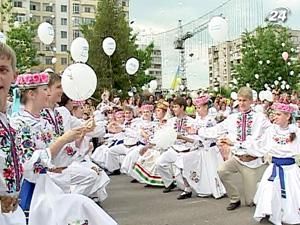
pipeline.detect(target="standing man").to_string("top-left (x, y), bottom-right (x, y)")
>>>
top-left (0, 43), bottom-right (26, 224)
top-left (198, 87), bottom-right (270, 210)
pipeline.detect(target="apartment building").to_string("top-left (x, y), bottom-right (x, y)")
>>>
top-left (1, 0), bottom-right (129, 72)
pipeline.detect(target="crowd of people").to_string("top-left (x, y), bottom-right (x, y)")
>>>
top-left (1, 42), bottom-right (300, 225)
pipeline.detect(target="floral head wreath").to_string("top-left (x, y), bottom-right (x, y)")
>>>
top-left (141, 104), bottom-right (154, 111)
top-left (73, 100), bottom-right (85, 107)
top-left (16, 73), bottom-right (49, 89)
top-left (193, 95), bottom-right (210, 106)
top-left (272, 102), bottom-right (296, 114)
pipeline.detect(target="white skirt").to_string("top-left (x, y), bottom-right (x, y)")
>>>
top-left (29, 174), bottom-right (118, 225)
top-left (133, 149), bottom-right (164, 186)
top-left (0, 206), bottom-right (26, 225)
top-left (181, 147), bottom-right (226, 198)
top-left (254, 163), bottom-right (300, 225)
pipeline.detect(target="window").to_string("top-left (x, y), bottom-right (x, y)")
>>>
top-left (61, 45), bottom-right (67, 52)
top-left (61, 5), bottom-right (67, 12)
top-left (61, 31), bottom-right (67, 39)
top-left (82, 18), bottom-right (94, 25)
top-left (30, 4), bottom-right (37, 11)
top-left (84, 7), bottom-right (91, 13)
top-left (45, 6), bottom-right (53, 12)
top-left (13, 1), bottom-right (22, 8)
top-left (61, 58), bottom-right (68, 65)
top-left (73, 4), bottom-right (80, 14)
top-left (45, 56), bottom-right (52, 65)
top-left (72, 17), bottom-right (79, 26)
top-left (122, 1), bottom-right (127, 7)
top-left (73, 30), bottom-right (80, 39)
top-left (61, 18), bottom-right (67, 25)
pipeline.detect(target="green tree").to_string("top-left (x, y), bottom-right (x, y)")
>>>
top-left (6, 21), bottom-right (39, 73)
top-left (234, 23), bottom-right (300, 92)
top-left (81, 0), bottom-right (154, 98)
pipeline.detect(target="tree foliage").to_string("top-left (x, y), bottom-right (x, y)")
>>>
top-left (6, 21), bottom-right (39, 73)
top-left (234, 23), bottom-right (300, 92)
top-left (81, 0), bottom-right (154, 98)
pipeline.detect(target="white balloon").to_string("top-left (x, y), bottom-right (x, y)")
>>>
top-left (125, 58), bottom-right (139, 75)
top-left (259, 91), bottom-right (266, 101)
top-left (141, 85), bottom-right (146, 91)
top-left (128, 91), bottom-right (133, 97)
top-left (264, 90), bottom-right (273, 102)
top-left (152, 127), bottom-right (177, 149)
top-left (51, 57), bottom-right (57, 64)
top-left (102, 37), bottom-right (116, 56)
top-left (230, 92), bottom-right (237, 100)
top-left (37, 22), bottom-right (54, 45)
top-left (252, 90), bottom-right (257, 101)
top-left (254, 74), bottom-right (259, 79)
top-left (208, 16), bottom-right (228, 42)
top-left (264, 83), bottom-right (269, 89)
top-left (0, 32), bottom-right (6, 43)
top-left (149, 80), bottom-right (158, 90)
top-left (280, 84), bottom-right (285, 90)
top-left (70, 37), bottom-right (89, 63)
top-left (179, 85), bottom-right (185, 91)
top-left (286, 84), bottom-right (290, 89)
top-left (61, 63), bottom-right (97, 101)
top-left (169, 89), bottom-right (174, 95)
top-left (274, 80), bottom-right (279, 85)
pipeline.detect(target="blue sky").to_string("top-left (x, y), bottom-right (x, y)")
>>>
top-left (129, 0), bottom-right (300, 89)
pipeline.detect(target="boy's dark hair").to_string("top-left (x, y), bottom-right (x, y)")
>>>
top-left (173, 97), bottom-right (187, 109)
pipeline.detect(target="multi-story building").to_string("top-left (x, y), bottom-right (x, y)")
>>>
top-left (208, 29), bottom-right (300, 88)
top-left (1, 0), bottom-right (129, 72)
top-left (148, 46), bottom-right (162, 90)
top-left (140, 45), bottom-right (162, 90)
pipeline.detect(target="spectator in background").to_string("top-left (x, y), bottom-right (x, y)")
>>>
top-left (185, 96), bottom-right (196, 118)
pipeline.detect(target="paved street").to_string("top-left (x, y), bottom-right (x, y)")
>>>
top-left (102, 175), bottom-right (272, 225)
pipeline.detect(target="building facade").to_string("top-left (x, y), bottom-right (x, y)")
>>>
top-left (1, 0), bottom-right (129, 72)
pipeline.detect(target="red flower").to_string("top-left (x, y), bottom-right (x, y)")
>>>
top-left (3, 167), bottom-right (15, 179)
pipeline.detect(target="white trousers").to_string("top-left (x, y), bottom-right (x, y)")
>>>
top-left (156, 148), bottom-right (179, 187)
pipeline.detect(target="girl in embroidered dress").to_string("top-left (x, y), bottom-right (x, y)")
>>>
top-left (58, 96), bottom-right (110, 203)
top-left (244, 102), bottom-right (300, 225)
top-left (11, 72), bottom-right (118, 225)
top-left (132, 100), bottom-right (169, 186)
top-left (178, 95), bottom-right (226, 199)
top-left (42, 73), bottom-right (109, 202)
top-left (0, 43), bottom-right (26, 225)
top-left (120, 103), bottom-right (156, 178)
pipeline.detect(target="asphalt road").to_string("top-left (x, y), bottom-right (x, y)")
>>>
top-left (101, 175), bottom-right (272, 225)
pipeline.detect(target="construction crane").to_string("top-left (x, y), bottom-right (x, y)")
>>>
top-left (174, 19), bottom-right (210, 89)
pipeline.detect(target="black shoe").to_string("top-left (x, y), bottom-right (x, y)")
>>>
top-left (106, 169), bottom-right (121, 176)
top-left (130, 179), bottom-right (138, 183)
top-left (177, 191), bottom-right (192, 200)
top-left (163, 182), bottom-right (176, 193)
top-left (226, 200), bottom-right (241, 211)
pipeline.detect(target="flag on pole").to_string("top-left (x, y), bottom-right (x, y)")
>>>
top-left (170, 66), bottom-right (181, 90)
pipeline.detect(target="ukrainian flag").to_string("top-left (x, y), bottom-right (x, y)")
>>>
top-left (170, 66), bottom-right (181, 90)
